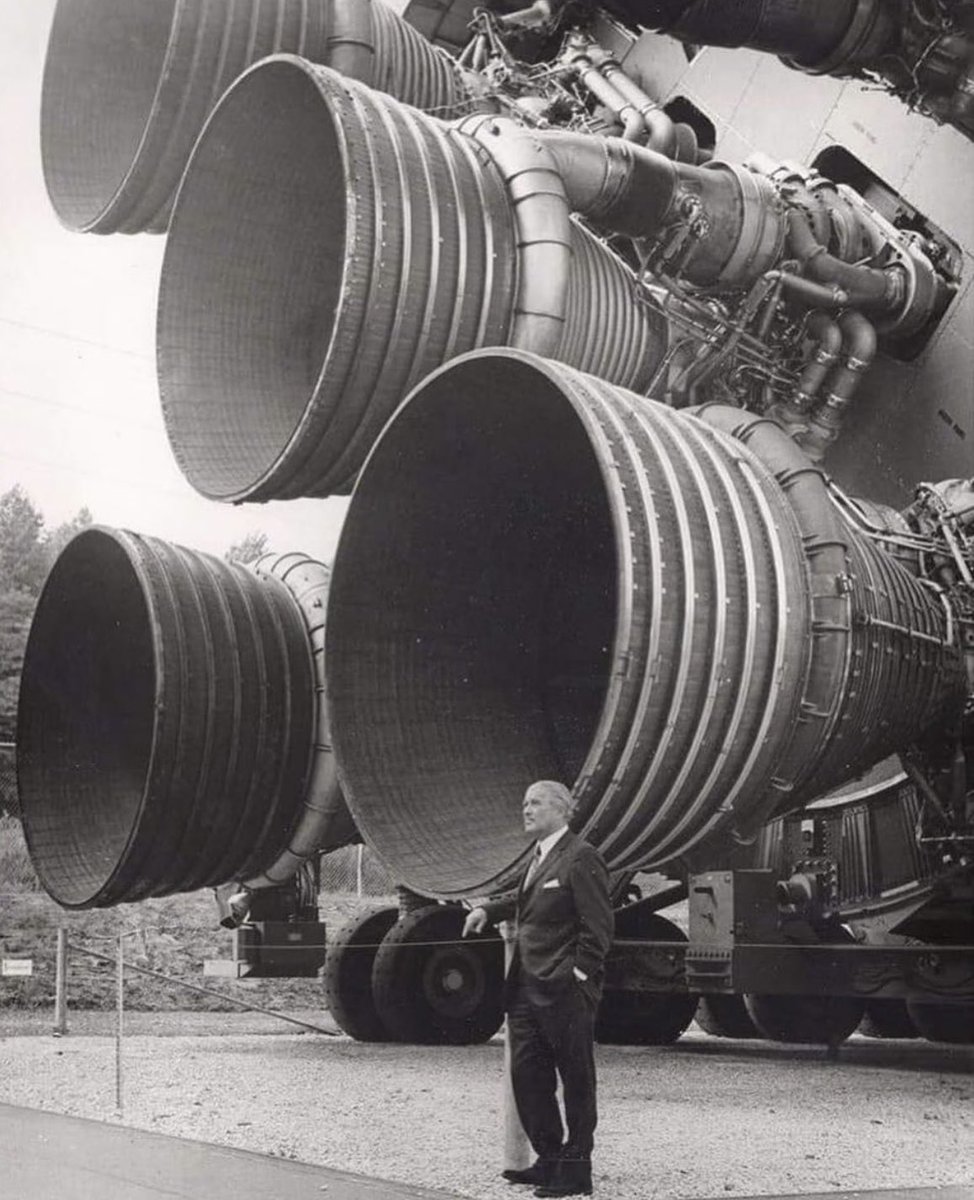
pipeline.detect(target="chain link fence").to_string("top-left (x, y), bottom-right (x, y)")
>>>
top-left (0, 741), bottom-right (17, 816)
top-left (320, 842), bottom-right (396, 896)
top-left (0, 742), bottom-right (38, 892)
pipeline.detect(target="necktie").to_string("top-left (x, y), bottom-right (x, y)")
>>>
top-left (524, 843), bottom-right (543, 887)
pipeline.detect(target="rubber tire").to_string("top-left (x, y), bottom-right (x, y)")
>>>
top-left (858, 998), bottom-right (918, 1040)
top-left (745, 990), bottom-right (865, 1046)
top-left (596, 910), bottom-right (697, 1046)
top-left (695, 994), bottom-right (760, 1039)
top-left (372, 905), bottom-right (504, 1045)
top-left (906, 1001), bottom-right (974, 1044)
top-left (323, 905), bottom-right (399, 1041)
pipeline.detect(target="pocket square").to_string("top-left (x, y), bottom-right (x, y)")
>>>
top-left (542, 878), bottom-right (561, 889)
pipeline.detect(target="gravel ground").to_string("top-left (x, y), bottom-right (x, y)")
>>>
top-left (0, 1011), bottom-right (972, 1199)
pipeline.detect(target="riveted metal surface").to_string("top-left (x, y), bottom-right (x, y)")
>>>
top-left (325, 349), bottom-right (969, 898)
top-left (16, 528), bottom-right (316, 908)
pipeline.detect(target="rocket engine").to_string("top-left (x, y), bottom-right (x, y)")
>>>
top-left (16, 532), bottom-right (353, 907)
top-left (17, 368), bottom-right (973, 903)
top-left (15, 0), bottom-right (974, 1045)
top-left (529, 0), bottom-right (974, 144)
top-left (323, 349), bottom-right (972, 896)
top-left (154, 54), bottom-right (958, 502)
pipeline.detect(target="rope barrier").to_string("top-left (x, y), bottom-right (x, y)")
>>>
top-left (70, 941), bottom-right (340, 1037)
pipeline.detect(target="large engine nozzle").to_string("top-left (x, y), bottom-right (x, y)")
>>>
top-left (325, 349), bottom-right (968, 898)
top-left (614, 0), bottom-right (892, 68)
top-left (40, 0), bottom-right (471, 234)
top-left (16, 529), bottom-right (352, 909)
top-left (157, 59), bottom-right (667, 501)
top-left (608, 0), bottom-right (974, 144)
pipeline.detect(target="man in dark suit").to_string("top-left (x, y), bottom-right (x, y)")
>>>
top-left (463, 780), bottom-right (614, 1198)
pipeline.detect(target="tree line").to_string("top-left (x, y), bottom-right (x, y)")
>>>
top-left (0, 485), bottom-right (93, 744)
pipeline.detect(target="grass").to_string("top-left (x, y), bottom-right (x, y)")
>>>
top-left (0, 813), bottom-right (39, 893)
top-left (0, 816), bottom-right (394, 1012)
top-left (0, 889), bottom-right (388, 1013)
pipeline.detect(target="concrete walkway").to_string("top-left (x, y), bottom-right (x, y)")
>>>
top-left (2, 1103), bottom-right (971, 1200)
top-left (0, 1103), bottom-right (460, 1200)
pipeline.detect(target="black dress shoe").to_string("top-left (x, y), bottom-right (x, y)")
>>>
top-left (533, 1157), bottom-right (593, 1197)
top-left (502, 1158), bottom-right (556, 1186)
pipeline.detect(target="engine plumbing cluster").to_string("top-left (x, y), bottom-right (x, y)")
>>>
top-left (835, 474), bottom-right (974, 857)
top-left (452, 7), bottom-right (962, 461)
top-left (488, 0), bottom-right (974, 144)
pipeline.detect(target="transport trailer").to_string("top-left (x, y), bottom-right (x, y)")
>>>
top-left (202, 767), bottom-right (974, 1049)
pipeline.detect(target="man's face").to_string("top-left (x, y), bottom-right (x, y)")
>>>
top-left (522, 787), bottom-right (568, 839)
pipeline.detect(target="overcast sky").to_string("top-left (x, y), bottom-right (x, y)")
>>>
top-left (0, 2), bottom-right (348, 562)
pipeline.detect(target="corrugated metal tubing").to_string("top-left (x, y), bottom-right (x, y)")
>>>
top-left (40, 0), bottom-right (471, 234)
top-left (324, 349), bottom-right (969, 898)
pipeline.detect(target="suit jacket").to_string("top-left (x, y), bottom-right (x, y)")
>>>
top-left (483, 830), bottom-right (614, 1008)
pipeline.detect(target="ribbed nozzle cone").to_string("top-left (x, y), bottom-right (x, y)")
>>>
top-left (16, 528), bottom-right (348, 909)
top-left (325, 349), bottom-right (968, 898)
top-left (157, 58), bottom-right (667, 502)
top-left (40, 0), bottom-right (470, 234)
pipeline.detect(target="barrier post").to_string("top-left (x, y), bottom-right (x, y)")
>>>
top-left (500, 920), bottom-right (531, 1172)
top-left (53, 927), bottom-right (69, 1036)
top-left (115, 930), bottom-right (124, 1117)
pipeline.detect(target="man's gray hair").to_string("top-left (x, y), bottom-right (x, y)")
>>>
top-left (525, 779), bottom-right (575, 815)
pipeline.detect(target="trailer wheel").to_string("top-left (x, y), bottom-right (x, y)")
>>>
top-left (323, 905), bottom-right (400, 1041)
top-left (858, 998), bottom-right (918, 1040)
top-left (745, 924), bottom-right (865, 1046)
top-left (906, 1001), bottom-right (974, 1044)
top-left (596, 911), bottom-right (697, 1045)
top-left (744, 991), bottom-right (865, 1045)
top-left (372, 905), bottom-right (504, 1045)
top-left (695, 994), bottom-right (759, 1039)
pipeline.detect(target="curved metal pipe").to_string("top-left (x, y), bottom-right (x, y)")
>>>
top-left (583, 44), bottom-right (678, 157)
top-left (16, 528), bottom-right (330, 908)
top-left (565, 47), bottom-right (650, 143)
top-left (40, 0), bottom-right (472, 234)
top-left (325, 348), bottom-right (968, 897)
top-left (325, 0), bottom-right (375, 81)
top-left (776, 271), bottom-right (851, 310)
top-left (535, 131), bottom-right (787, 284)
top-left (246, 552), bottom-right (358, 889)
top-left (495, 0), bottom-right (562, 27)
top-left (768, 310), bottom-right (843, 432)
top-left (158, 62), bottom-right (667, 501)
top-left (798, 310), bottom-right (878, 462)
top-left (457, 114), bottom-right (574, 358)
top-left (787, 209), bottom-right (902, 313)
